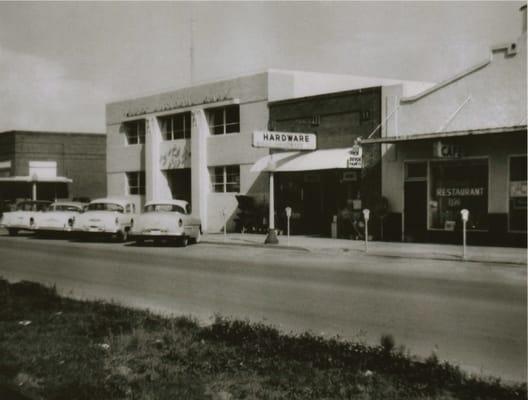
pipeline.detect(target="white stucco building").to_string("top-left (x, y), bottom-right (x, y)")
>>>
top-left (106, 69), bottom-right (431, 233)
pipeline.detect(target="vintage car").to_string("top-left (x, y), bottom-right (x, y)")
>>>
top-left (72, 197), bottom-right (137, 242)
top-left (32, 201), bottom-right (87, 235)
top-left (0, 200), bottom-right (52, 235)
top-left (131, 200), bottom-right (201, 246)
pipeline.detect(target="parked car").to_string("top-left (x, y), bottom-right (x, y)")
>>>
top-left (131, 200), bottom-right (201, 246)
top-left (0, 200), bottom-right (52, 235)
top-left (72, 197), bottom-right (137, 242)
top-left (33, 201), bottom-right (87, 235)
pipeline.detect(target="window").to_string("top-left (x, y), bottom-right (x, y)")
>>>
top-left (211, 165), bottom-right (240, 193)
top-left (124, 120), bottom-right (146, 145)
top-left (0, 160), bottom-right (11, 177)
top-left (159, 112), bottom-right (192, 140)
top-left (87, 203), bottom-right (124, 213)
top-left (144, 204), bottom-right (186, 213)
top-left (126, 171), bottom-right (146, 195)
top-left (208, 105), bottom-right (240, 135)
top-left (47, 205), bottom-right (83, 212)
top-left (429, 159), bottom-right (488, 231)
top-left (509, 155), bottom-right (527, 232)
top-left (405, 162), bottom-right (427, 180)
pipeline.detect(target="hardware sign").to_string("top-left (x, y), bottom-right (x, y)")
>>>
top-left (252, 131), bottom-right (317, 150)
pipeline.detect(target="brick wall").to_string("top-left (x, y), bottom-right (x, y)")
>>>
top-left (10, 131), bottom-right (106, 200)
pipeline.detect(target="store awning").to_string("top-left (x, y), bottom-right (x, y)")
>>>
top-left (0, 176), bottom-right (72, 183)
top-left (251, 147), bottom-right (356, 172)
top-left (361, 124), bottom-right (527, 144)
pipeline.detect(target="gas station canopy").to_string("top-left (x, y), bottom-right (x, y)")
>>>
top-left (0, 176), bottom-right (72, 183)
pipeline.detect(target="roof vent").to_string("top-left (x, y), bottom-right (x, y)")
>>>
top-left (507, 42), bottom-right (518, 56)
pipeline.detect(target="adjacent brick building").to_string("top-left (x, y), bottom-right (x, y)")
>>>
top-left (0, 130), bottom-right (106, 206)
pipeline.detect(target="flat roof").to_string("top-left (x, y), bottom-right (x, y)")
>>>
top-left (362, 125), bottom-right (527, 144)
top-left (0, 130), bottom-right (105, 136)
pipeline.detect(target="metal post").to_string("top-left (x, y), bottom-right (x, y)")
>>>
top-left (363, 209), bottom-right (370, 253)
top-left (32, 182), bottom-right (37, 200)
top-left (462, 220), bottom-right (467, 260)
top-left (460, 209), bottom-right (469, 260)
top-left (269, 172), bottom-right (274, 230)
top-left (285, 206), bottom-right (292, 247)
top-left (264, 171), bottom-right (279, 244)
top-left (222, 208), bottom-right (227, 242)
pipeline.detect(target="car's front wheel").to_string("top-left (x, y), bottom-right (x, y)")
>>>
top-left (190, 226), bottom-right (202, 244)
top-left (179, 235), bottom-right (189, 247)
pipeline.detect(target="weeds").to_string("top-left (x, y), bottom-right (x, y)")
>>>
top-left (0, 278), bottom-right (526, 400)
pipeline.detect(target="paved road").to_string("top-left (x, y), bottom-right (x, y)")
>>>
top-left (0, 233), bottom-right (525, 382)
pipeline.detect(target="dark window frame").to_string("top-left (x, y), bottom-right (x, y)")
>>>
top-left (207, 105), bottom-right (240, 135)
top-left (126, 171), bottom-right (146, 195)
top-left (124, 120), bottom-right (146, 145)
top-left (211, 165), bottom-right (240, 193)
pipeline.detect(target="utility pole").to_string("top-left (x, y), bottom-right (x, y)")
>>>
top-left (189, 7), bottom-right (194, 85)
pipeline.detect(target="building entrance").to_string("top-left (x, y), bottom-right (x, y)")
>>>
top-left (275, 170), bottom-right (361, 237)
top-left (166, 168), bottom-right (191, 202)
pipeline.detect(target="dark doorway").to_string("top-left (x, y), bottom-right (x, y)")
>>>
top-left (166, 169), bottom-right (191, 202)
top-left (303, 177), bottom-right (323, 234)
top-left (404, 180), bottom-right (428, 242)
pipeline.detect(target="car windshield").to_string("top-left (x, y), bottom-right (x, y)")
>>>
top-left (47, 205), bottom-right (82, 212)
top-left (87, 203), bottom-right (124, 213)
top-left (16, 202), bottom-right (50, 211)
top-left (144, 204), bottom-right (186, 213)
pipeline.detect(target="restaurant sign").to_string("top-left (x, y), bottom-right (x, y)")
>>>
top-left (435, 187), bottom-right (485, 196)
top-left (252, 131), bottom-right (316, 150)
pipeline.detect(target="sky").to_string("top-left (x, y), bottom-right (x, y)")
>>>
top-left (0, 1), bottom-right (525, 133)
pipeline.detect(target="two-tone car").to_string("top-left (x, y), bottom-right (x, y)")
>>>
top-left (72, 197), bottom-right (137, 242)
top-left (0, 200), bottom-right (52, 236)
top-left (131, 199), bottom-right (201, 246)
top-left (32, 201), bottom-right (87, 236)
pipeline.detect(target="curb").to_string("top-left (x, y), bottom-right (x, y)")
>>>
top-left (202, 240), bottom-right (526, 266)
top-left (201, 240), bottom-right (309, 252)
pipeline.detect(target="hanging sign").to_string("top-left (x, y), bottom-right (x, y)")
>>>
top-left (347, 145), bottom-right (363, 169)
top-left (434, 141), bottom-right (464, 158)
top-left (252, 131), bottom-right (316, 150)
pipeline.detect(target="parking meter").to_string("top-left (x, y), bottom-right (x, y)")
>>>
top-left (460, 209), bottom-right (469, 259)
top-left (362, 209), bottom-right (370, 222)
top-left (362, 209), bottom-right (370, 252)
top-left (285, 207), bottom-right (292, 246)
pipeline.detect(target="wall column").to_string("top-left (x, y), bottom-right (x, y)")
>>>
top-left (191, 109), bottom-right (209, 231)
top-left (145, 117), bottom-right (171, 202)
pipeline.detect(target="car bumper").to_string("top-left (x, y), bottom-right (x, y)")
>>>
top-left (132, 231), bottom-right (184, 240)
top-left (1, 224), bottom-right (34, 230)
top-left (35, 226), bottom-right (72, 232)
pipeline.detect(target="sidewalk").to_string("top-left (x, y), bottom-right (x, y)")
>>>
top-left (202, 233), bottom-right (527, 265)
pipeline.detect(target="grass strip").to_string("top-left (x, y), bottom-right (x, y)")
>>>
top-left (0, 278), bottom-right (526, 400)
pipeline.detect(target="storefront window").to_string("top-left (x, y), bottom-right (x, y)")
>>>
top-left (429, 159), bottom-right (488, 231)
top-left (509, 155), bottom-right (527, 232)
